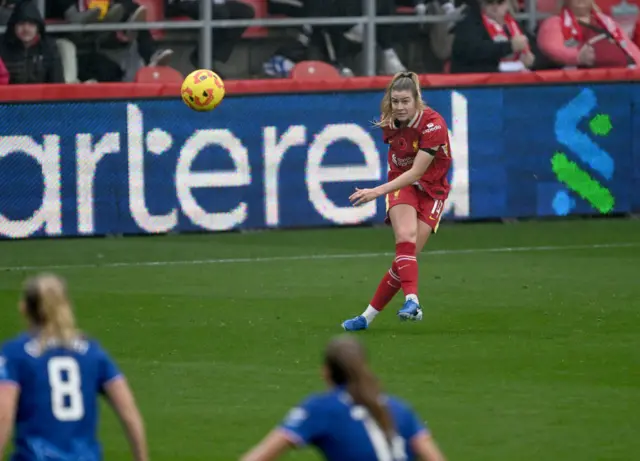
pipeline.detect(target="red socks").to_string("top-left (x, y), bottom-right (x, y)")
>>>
top-left (395, 242), bottom-right (418, 297)
top-left (369, 262), bottom-right (402, 311)
top-left (369, 241), bottom-right (419, 312)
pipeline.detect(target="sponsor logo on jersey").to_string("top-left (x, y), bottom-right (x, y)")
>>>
top-left (391, 153), bottom-right (414, 168)
top-left (423, 123), bottom-right (442, 134)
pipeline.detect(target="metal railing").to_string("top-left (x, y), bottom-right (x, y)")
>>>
top-left (3, 0), bottom-right (543, 77)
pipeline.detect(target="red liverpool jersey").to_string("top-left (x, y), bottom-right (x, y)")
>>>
top-left (382, 107), bottom-right (452, 200)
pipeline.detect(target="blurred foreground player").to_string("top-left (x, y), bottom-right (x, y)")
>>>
top-left (241, 334), bottom-right (447, 461)
top-left (0, 273), bottom-right (148, 461)
top-left (343, 71), bottom-right (452, 331)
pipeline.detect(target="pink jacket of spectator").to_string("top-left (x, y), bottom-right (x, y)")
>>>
top-left (537, 14), bottom-right (640, 67)
top-left (0, 57), bottom-right (8, 84)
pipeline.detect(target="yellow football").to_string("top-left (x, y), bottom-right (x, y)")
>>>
top-left (181, 69), bottom-right (225, 112)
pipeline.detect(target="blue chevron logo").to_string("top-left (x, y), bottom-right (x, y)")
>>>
top-left (551, 88), bottom-right (615, 215)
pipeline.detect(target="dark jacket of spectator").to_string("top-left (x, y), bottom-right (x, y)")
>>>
top-left (450, 0), bottom-right (541, 74)
top-left (0, 0), bottom-right (64, 84)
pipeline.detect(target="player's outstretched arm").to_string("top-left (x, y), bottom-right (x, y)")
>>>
top-left (104, 377), bottom-right (149, 461)
top-left (411, 432), bottom-right (448, 461)
top-left (240, 429), bottom-right (294, 461)
top-left (0, 382), bottom-right (18, 460)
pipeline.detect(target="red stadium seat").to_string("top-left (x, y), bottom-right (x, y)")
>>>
top-left (290, 61), bottom-right (342, 81)
top-left (135, 66), bottom-right (183, 84)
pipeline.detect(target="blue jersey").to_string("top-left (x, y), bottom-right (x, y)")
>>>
top-left (0, 333), bottom-right (122, 461)
top-left (279, 388), bottom-right (428, 461)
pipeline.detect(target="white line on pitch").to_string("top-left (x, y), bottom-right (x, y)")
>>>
top-left (0, 242), bottom-right (637, 273)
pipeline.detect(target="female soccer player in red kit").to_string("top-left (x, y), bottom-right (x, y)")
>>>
top-left (342, 71), bottom-right (452, 331)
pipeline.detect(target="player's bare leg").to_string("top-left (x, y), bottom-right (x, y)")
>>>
top-left (416, 219), bottom-right (434, 253)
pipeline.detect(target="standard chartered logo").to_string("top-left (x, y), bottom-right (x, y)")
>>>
top-left (552, 88), bottom-right (615, 215)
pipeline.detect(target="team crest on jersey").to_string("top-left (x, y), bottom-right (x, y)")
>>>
top-left (413, 139), bottom-right (419, 152)
top-left (284, 407), bottom-right (308, 427)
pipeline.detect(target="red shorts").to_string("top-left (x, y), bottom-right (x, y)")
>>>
top-left (385, 185), bottom-right (446, 233)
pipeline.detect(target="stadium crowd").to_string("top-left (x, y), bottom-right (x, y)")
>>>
top-left (0, 0), bottom-right (638, 84)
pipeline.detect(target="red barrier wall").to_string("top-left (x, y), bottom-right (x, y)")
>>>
top-left (1, 68), bottom-right (639, 102)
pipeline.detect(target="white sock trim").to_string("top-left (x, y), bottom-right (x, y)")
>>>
top-left (362, 305), bottom-right (379, 324)
top-left (405, 294), bottom-right (419, 304)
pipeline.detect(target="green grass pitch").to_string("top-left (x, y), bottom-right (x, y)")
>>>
top-left (1, 218), bottom-right (639, 461)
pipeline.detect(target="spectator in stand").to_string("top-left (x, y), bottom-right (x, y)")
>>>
top-left (537, 0), bottom-right (640, 68)
top-left (340, 0), bottom-right (409, 74)
top-left (450, 0), bottom-right (538, 73)
top-left (46, 0), bottom-right (125, 24)
top-left (45, 1), bottom-right (126, 49)
top-left (110, 0), bottom-right (174, 67)
top-left (66, 0), bottom-right (173, 83)
top-left (165, 0), bottom-right (254, 73)
top-left (47, 1), bottom-right (172, 69)
top-left (0, 0), bottom-right (64, 83)
top-left (264, 0), bottom-right (407, 77)
top-left (264, 0), bottom-right (352, 77)
top-left (393, 0), bottom-right (469, 73)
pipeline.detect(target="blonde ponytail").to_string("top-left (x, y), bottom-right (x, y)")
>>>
top-left (376, 71), bottom-right (426, 128)
top-left (23, 274), bottom-right (79, 350)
